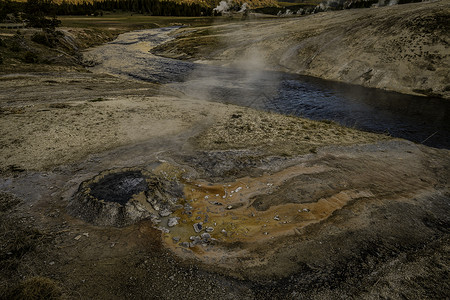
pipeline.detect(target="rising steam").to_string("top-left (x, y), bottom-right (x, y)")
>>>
top-left (172, 26), bottom-right (280, 110)
top-left (213, 0), bottom-right (249, 15)
top-left (213, 0), bottom-right (233, 14)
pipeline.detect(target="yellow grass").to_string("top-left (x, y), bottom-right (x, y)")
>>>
top-left (13, 0), bottom-right (279, 8)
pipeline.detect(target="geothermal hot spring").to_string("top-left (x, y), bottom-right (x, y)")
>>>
top-left (65, 26), bottom-right (450, 269)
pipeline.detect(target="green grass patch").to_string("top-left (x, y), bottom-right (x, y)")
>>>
top-left (59, 13), bottom-right (216, 31)
top-left (278, 1), bottom-right (321, 6)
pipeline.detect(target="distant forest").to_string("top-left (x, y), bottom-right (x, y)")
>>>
top-left (0, 0), bottom-right (213, 18)
top-left (55, 0), bottom-right (213, 16)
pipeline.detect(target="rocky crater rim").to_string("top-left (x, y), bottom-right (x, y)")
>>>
top-left (68, 167), bottom-right (184, 227)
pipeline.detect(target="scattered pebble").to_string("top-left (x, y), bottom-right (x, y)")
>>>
top-left (227, 205), bottom-right (233, 210)
top-left (74, 235), bottom-right (82, 241)
top-left (179, 242), bottom-right (189, 248)
top-left (151, 214), bottom-right (161, 224)
top-left (193, 222), bottom-right (203, 233)
top-left (274, 215), bottom-right (280, 221)
top-left (190, 235), bottom-right (201, 242)
top-left (201, 232), bottom-right (211, 240)
top-left (205, 227), bottom-right (214, 233)
top-left (167, 217), bottom-right (179, 227)
top-left (159, 209), bottom-right (172, 217)
top-left (157, 226), bottom-right (170, 233)
top-left (82, 232), bottom-right (89, 237)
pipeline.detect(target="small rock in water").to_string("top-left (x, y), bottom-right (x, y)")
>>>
top-left (189, 236), bottom-right (201, 246)
top-left (201, 233), bottom-right (211, 240)
top-left (179, 242), bottom-right (189, 248)
top-left (157, 226), bottom-right (170, 233)
top-left (159, 209), bottom-right (172, 217)
top-left (190, 235), bottom-right (200, 241)
top-left (151, 214), bottom-right (161, 224)
top-left (173, 204), bottom-right (183, 210)
top-left (167, 217), bottom-right (179, 227)
top-left (193, 222), bottom-right (203, 233)
top-left (205, 227), bottom-right (214, 233)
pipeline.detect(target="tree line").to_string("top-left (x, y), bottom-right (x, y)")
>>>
top-left (0, 0), bottom-right (213, 20)
top-left (56, 0), bottom-right (213, 16)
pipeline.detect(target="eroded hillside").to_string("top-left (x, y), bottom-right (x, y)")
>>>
top-left (153, 1), bottom-right (450, 98)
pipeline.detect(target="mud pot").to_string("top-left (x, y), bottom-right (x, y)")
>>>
top-left (3, 136), bottom-right (448, 298)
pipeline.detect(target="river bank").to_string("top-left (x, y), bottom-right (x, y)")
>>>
top-left (153, 1), bottom-right (450, 99)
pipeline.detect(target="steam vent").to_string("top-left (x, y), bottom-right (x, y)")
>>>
top-left (68, 168), bottom-right (184, 227)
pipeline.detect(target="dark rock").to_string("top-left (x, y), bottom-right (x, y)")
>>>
top-left (193, 222), bottom-right (203, 233)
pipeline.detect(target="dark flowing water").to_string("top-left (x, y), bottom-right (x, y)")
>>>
top-left (171, 64), bottom-right (450, 149)
top-left (87, 28), bottom-right (450, 149)
top-left (267, 75), bottom-right (450, 149)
